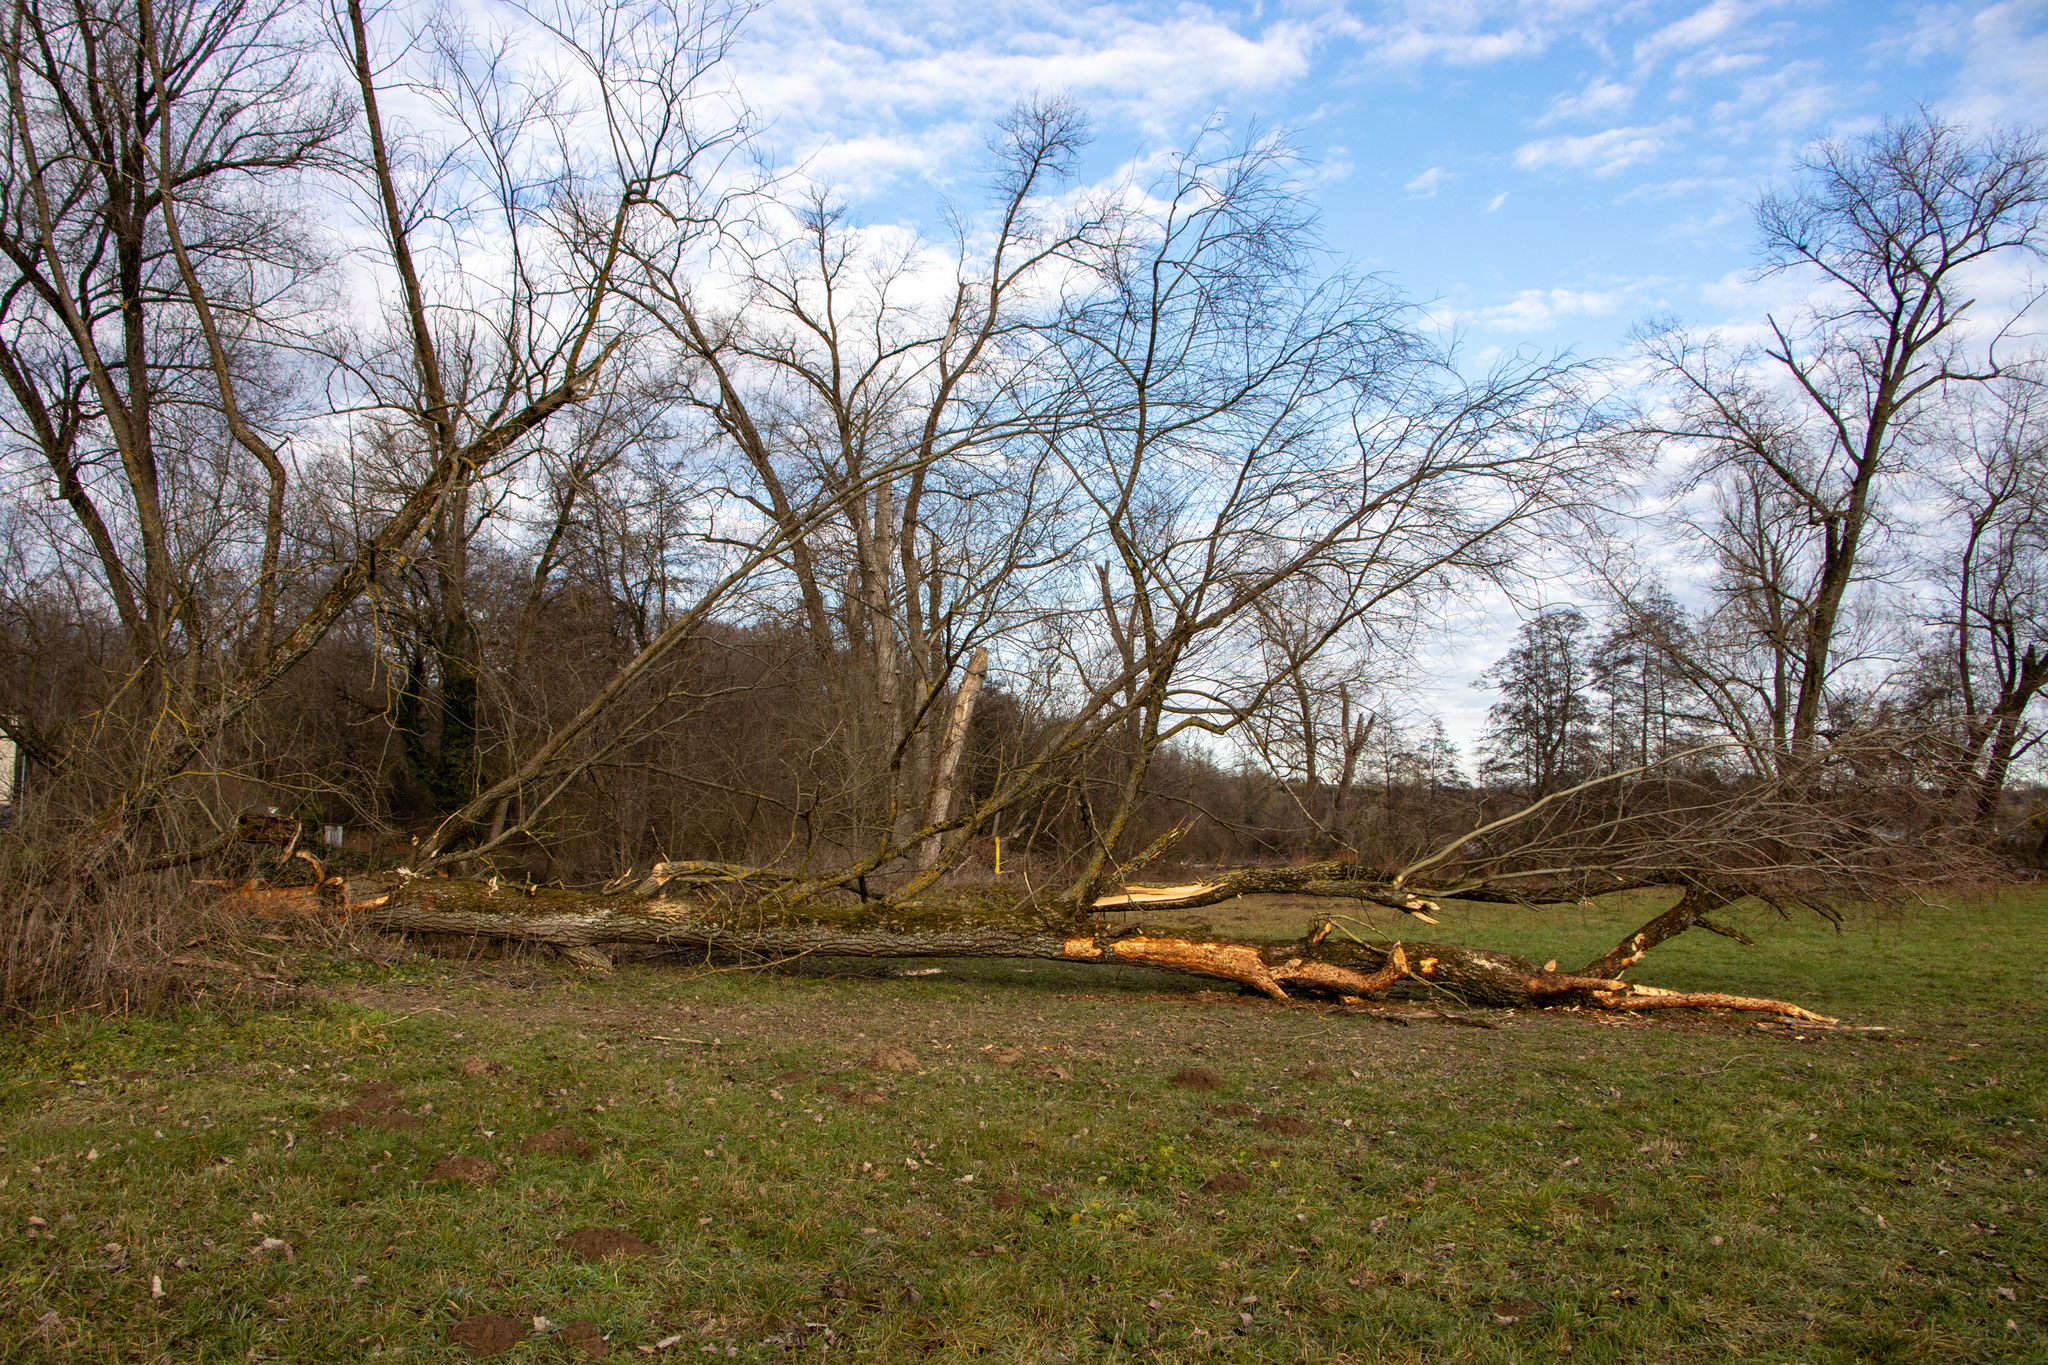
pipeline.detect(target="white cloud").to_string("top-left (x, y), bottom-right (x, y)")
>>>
top-left (1633, 0), bottom-right (1787, 68)
top-left (1350, 0), bottom-right (1622, 68)
top-left (1482, 190), bottom-right (1509, 212)
top-left (1942, 0), bottom-right (2048, 125)
top-left (1707, 59), bottom-right (1837, 132)
top-left (1538, 76), bottom-right (1635, 124)
top-left (1513, 121), bottom-right (1683, 176)
top-left (731, 0), bottom-right (1324, 196)
top-left (1405, 165), bottom-right (1450, 197)
top-left (1478, 286), bottom-right (1624, 332)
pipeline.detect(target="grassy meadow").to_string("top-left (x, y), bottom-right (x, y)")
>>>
top-left (1, 888), bottom-right (2043, 1362)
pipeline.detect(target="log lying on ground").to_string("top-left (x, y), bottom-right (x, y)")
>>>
top-left (327, 878), bottom-right (1833, 1023)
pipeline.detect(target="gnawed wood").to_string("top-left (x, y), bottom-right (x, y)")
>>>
top-left (1092, 882), bottom-right (1223, 907)
top-left (1090, 863), bottom-right (1442, 921)
top-left (317, 877), bottom-right (1834, 1020)
top-left (1586, 987), bottom-right (1833, 1023)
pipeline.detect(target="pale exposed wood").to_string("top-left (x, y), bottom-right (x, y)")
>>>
top-left (1092, 882), bottom-right (1223, 906)
top-left (919, 646), bottom-right (989, 871)
top-left (1587, 988), bottom-right (1836, 1023)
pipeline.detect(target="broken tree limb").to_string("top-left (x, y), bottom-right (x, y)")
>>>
top-left (1575, 882), bottom-right (1753, 979)
top-left (323, 877), bottom-right (1833, 1020)
top-left (1090, 861), bottom-right (1443, 921)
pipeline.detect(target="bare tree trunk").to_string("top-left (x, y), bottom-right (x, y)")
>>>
top-left (917, 646), bottom-right (988, 870)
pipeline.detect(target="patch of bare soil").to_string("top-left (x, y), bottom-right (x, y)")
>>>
top-left (1169, 1066), bottom-right (1222, 1090)
top-left (987, 1190), bottom-right (1023, 1209)
top-left (816, 1081), bottom-right (851, 1099)
top-left (426, 1156), bottom-right (500, 1184)
top-left (1490, 1298), bottom-right (1541, 1325)
top-left (459, 1057), bottom-right (502, 1077)
top-left (557, 1227), bottom-right (658, 1261)
top-left (1580, 1194), bottom-right (1615, 1219)
top-left (1199, 1172), bottom-right (1251, 1194)
top-left (315, 1084), bottom-right (426, 1131)
top-left (520, 1127), bottom-right (591, 1157)
top-left (867, 1045), bottom-right (918, 1073)
top-left (1209, 1102), bottom-right (1254, 1118)
top-left (988, 1046), bottom-right (1024, 1065)
top-left (841, 1088), bottom-right (887, 1106)
top-left (449, 1313), bottom-right (525, 1357)
top-left (1254, 1114), bottom-right (1313, 1137)
top-left (561, 1320), bottom-right (608, 1357)
top-left (1297, 1066), bottom-right (1333, 1082)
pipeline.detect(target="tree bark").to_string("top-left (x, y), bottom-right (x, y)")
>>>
top-left (918, 646), bottom-right (989, 870)
top-left (301, 875), bottom-right (1831, 1023)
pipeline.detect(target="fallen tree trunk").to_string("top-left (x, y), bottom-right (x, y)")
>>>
top-left (331, 879), bottom-right (1834, 1023)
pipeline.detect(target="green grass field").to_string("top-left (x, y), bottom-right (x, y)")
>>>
top-left (2, 889), bottom-right (2043, 1362)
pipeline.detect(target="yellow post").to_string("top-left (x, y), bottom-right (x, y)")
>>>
top-left (994, 837), bottom-right (1002, 875)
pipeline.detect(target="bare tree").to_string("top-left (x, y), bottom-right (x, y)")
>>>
top-left (0, 0), bottom-right (752, 870)
top-left (1638, 112), bottom-right (2048, 772)
top-left (1918, 370), bottom-right (2048, 823)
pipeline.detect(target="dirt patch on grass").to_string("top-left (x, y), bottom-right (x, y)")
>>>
top-left (558, 1227), bottom-right (658, 1261)
top-left (459, 1057), bottom-right (501, 1077)
top-left (561, 1320), bottom-right (608, 1357)
top-left (1209, 1102), bottom-right (1254, 1117)
top-left (1581, 1194), bottom-right (1615, 1218)
top-left (988, 1190), bottom-right (1023, 1209)
top-left (449, 1313), bottom-right (525, 1356)
top-left (841, 1088), bottom-right (887, 1106)
top-left (770, 1071), bottom-right (808, 1085)
top-left (315, 1102), bottom-right (423, 1132)
top-left (868, 1045), bottom-right (918, 1073)
top-left (519, 1127), bottom-right (591, 1157)
top-left (312, 1106), bottom-right (358, 1131)
top-left (1169, 1066), bottom-right (1222, 1090)
top-left (816, 1081), bottom-right (850, 1098)
top-left (426, 1156), bottom-right (500, 1184)
top-left (314, 1079), bottom-right (425, 1132)
top-left (1255, 1114), bottom-right (1313, 1136)
top-left (1200, 1172), bottom-right (1252, 1194)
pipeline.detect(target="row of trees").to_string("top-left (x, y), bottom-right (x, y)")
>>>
top-left (0, 0), bottom-right (2042, 972)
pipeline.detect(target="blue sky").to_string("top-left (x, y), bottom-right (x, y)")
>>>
top-left (718, 0), bottom-right (2048, 754)
top-left (729, 0), bottom-right (2046, 359)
